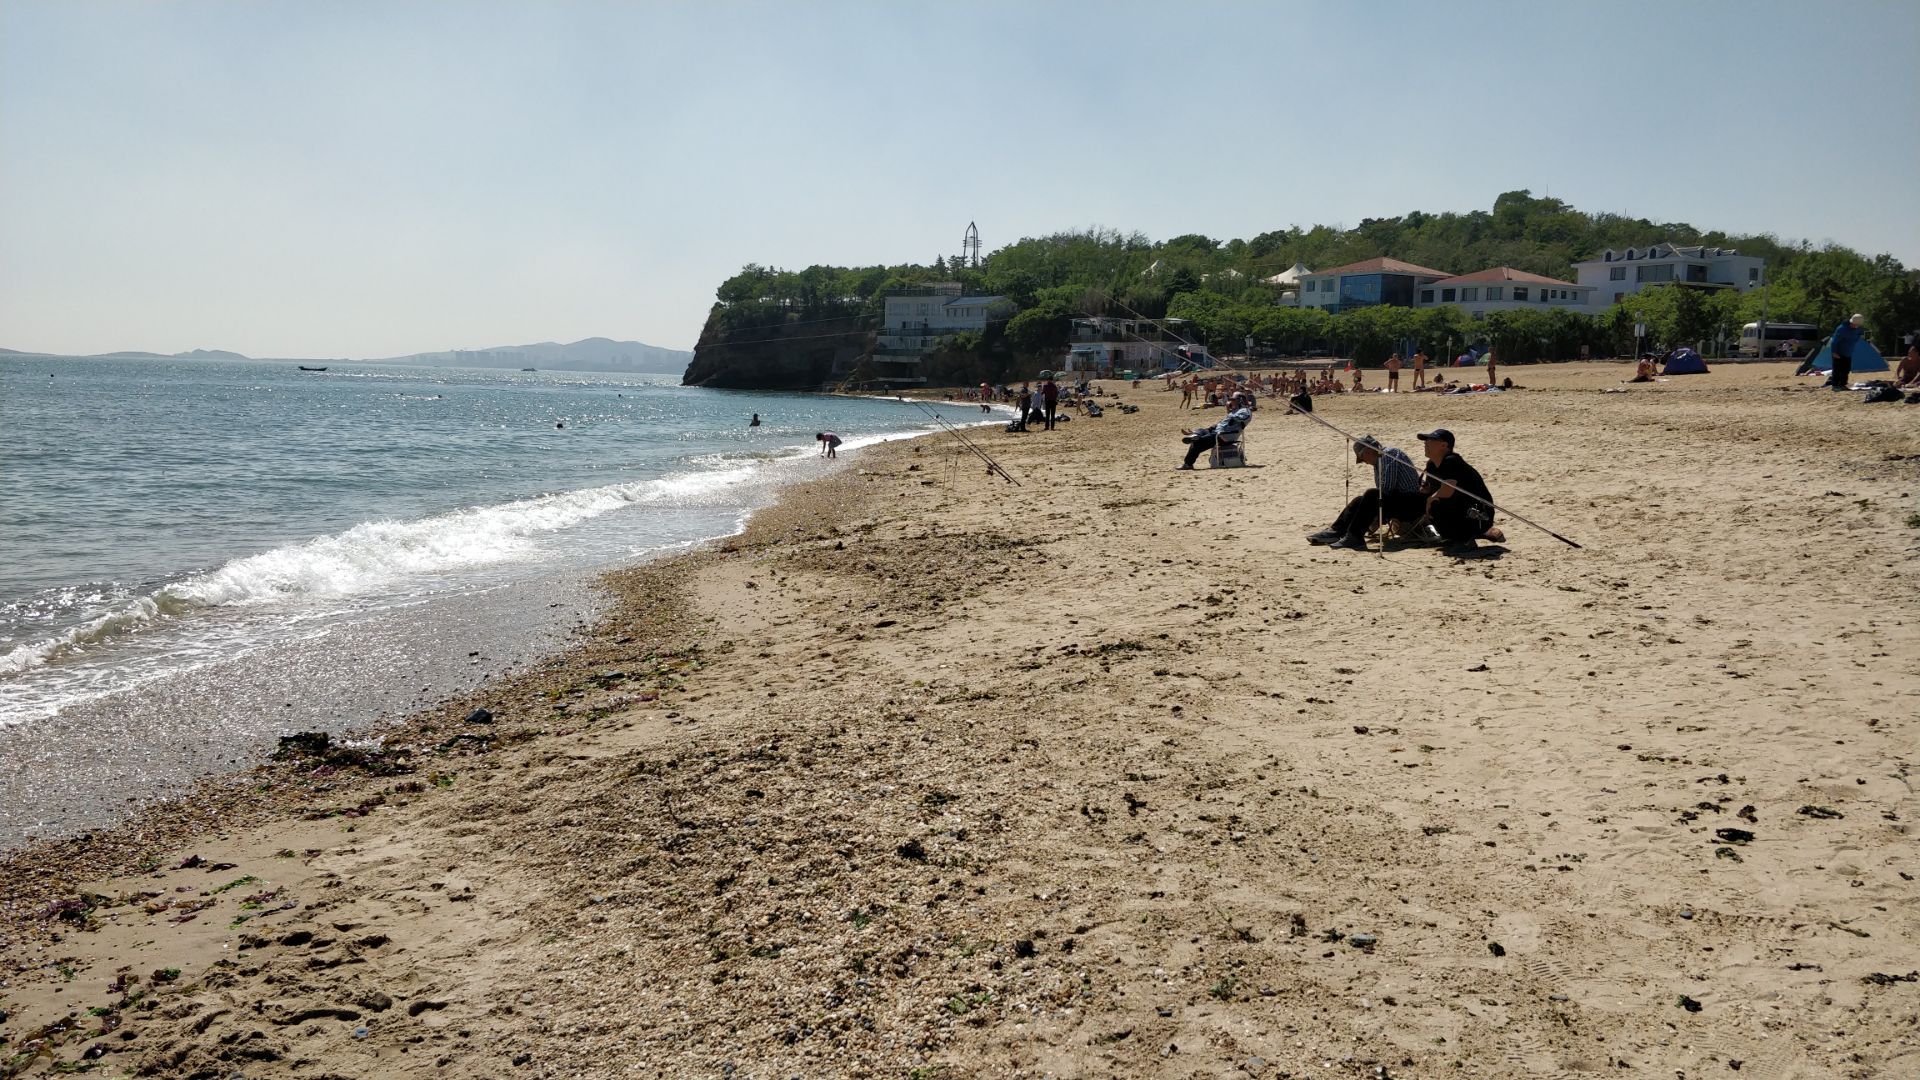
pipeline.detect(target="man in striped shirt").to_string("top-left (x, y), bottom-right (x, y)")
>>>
top-left (1306, 434), bottom-right (1424, 550)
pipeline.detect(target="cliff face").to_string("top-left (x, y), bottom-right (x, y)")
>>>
top-left (680, 312), bottom-right (873, 390)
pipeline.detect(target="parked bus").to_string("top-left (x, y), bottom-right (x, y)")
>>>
top-left (1738, 322), bottom-right (1819, 358)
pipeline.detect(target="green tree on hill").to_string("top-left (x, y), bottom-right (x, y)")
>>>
top-left (699, 189), bottom-right (1917, 370)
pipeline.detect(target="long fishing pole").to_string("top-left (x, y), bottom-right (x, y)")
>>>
top-left (903, 397), bottom-right (1021, 486)
top-left (1282, 397), bottom-right (1584, 549)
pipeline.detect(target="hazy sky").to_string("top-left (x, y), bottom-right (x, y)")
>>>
top-left (3, 1), bottom-right (1916, 358)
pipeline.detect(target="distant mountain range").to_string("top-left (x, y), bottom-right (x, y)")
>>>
top-left (1, 338), bottom-right (692, 374)
top-left (366, 338), bottom-right (691, 374)
top-left (0, 346), bottom-right (256, 361)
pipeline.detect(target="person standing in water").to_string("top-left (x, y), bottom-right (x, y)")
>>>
top-left (749, 413), bottom-right (761, 427)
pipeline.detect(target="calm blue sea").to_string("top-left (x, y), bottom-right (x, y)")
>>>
top-left (0, 356), bottom-right (993, 838)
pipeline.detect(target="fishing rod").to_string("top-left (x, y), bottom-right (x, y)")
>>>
top-left (1281, 397), bottom-right (1584, 550)
top-left (902, 397), bottom-right (1022, 486)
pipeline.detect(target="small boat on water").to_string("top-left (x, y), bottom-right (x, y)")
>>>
top-left (521, 367), bottom-right (537, 372)
top-left (298, 365), bottom-right (328, 372)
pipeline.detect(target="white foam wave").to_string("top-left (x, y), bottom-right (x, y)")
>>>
top-left (0, 464), bottom-right (763, 677)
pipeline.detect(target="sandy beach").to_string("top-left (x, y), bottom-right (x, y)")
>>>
top-left (2, 361), bottom-right (1916, 1079)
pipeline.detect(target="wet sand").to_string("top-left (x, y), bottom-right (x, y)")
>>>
top-left (1, 361), bottom-right (1916, 1078)
top-left (0, 574), bottom-right (599, 846)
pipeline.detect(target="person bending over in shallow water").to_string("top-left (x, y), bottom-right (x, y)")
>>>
top-left (1416, 428), bottom-right (1505, 549)
top-left (816, 431), bottom-right (841, 458)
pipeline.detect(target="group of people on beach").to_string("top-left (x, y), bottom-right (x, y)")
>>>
top-left (1174, 360), bottom-right (1513, 410)
top-left (1304, 428), bottom-right (1505, 552)
top-left (1171, 391), bottom-right (1505, 552)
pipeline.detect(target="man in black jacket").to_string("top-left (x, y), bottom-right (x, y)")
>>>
top-left (1417, 428), bottom-right (1505, 548)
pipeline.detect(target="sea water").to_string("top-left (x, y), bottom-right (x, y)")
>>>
top-left (0, 355), bottom-right (996, 840)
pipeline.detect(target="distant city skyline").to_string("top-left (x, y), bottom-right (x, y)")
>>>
top-left (3, 0), bottom-right (1916, 358)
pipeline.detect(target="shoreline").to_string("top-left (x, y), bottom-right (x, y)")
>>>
top-left (0, 397), bottom-right (978, 849)
top-left (3, 362), bottom-right (1917, 1078)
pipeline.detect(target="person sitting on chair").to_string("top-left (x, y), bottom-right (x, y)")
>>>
top-left (1307, 434), bottom-right (1424, 550)
top-left (1415, 428), bottom-right (1505, 549)
top-left (1178, 393), bottom-right (1253, 470)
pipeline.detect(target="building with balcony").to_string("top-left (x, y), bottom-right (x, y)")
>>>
top-left (1296, 257), bottom-right (1453, 314)
top-left (1066, 316), bottom-right (1210, 373)
top-left (1572, 244), bottom-right (1764, 308)
top-left (864, 284), bottom-right (1015, 384)
top-left (1415, 267), bottom-right (1596, 319)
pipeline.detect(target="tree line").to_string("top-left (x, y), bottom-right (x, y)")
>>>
top-left (705, 190), bottom-right (1920, 366)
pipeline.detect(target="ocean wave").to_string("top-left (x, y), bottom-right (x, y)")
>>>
top-left (0, 463), bottom-right (763, 677)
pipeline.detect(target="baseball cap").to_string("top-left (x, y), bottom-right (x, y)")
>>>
top-left (1416, 428), bottom-right (1455, 446)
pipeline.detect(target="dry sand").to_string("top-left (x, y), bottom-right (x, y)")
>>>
top-left (2, 361), bottom-right (1917, 1079)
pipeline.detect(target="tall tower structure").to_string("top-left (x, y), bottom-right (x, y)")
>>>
top-left (963, 222), bottom-right (981, 268)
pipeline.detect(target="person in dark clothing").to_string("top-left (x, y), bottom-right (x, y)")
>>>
top-left (1013, 383), bottom-right (1033, 431)
top-left (1827, 314), bottom-right (1865, 390)
top-left (1417, 428), bottom-right (1505, 547)
top-left (1041, 376), bottom-right (1060, 430)
top-left (1307, 435), bottom-right (1425, 550)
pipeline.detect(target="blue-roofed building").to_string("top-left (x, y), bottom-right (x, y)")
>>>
top-left (1297, 257), bottom-right (1453, 315)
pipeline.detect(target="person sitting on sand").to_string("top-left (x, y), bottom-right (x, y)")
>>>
top-left (1177, 393), bottom-right (1253, 471)
top-left (816, 431), bottom-right (841, 459)
top-left (1898, 343), bottom-right (1920, 388)
top-left (1415, 428), bottom-right (1505, 549)
top-left (1629, 358), bottom-right (1656, 383)
top-left (1307, 434), bottom-right (1424, 550)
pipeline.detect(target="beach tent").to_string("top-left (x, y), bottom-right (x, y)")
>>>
top-left (1663, 347), bottom-right (1709, 375)
top-left (1805, 337), bottom-right (1889, 374)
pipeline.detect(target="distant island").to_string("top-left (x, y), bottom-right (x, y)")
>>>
top-left (366, 338), bottom-right (690, 374)
top-left (0, 347), bottom-right (258, 362)
top-left (2, 337), bottom-right (691, 375)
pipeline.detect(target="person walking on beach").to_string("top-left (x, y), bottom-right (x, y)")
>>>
top-left (1179, 377), bottom-right (1195, 410)
top-left (1014, 382), bottom-right (1033, 431)
top-left (1386, 353), bottom-right (1402, 392)
top-left (1416, 428), bottom-right (1504, 548)
top-left (1412, 349), bottom-right (1428, 389)
top-left (1307, 434), bottom-right (1423, 550)
top-left (1041, 374), bottom-right (1060, 430)
top-left (816, 431), bottom-right (841, 458)
top-left (1483, 349), bottom-right (1497, 387)
top-left (1827, 314), bottom-right (1866, 391)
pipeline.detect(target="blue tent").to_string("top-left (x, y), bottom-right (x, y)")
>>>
top-left (1663, 347), bottom-right (1709, 375)
top-left (1806, 337), bottom-right (1889, 373)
